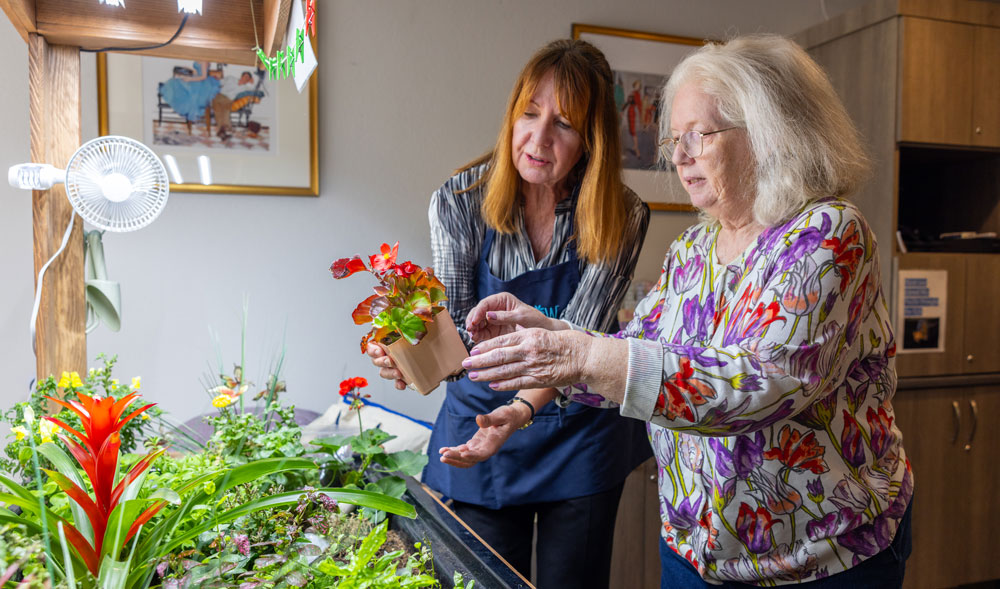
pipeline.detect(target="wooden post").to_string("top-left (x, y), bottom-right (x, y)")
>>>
top-left (28, 33), bottom-right (85, 386)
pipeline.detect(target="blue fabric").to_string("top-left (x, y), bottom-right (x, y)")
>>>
top-left (338, 394), bottom-right (433, 429)
top-left (159, 62), bottom-right (221, 123)
top-left (659, 498), bottom-right (912, 588)
top-left (423, 212), bottom-right (651, 508)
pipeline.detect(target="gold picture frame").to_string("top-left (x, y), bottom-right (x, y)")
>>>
top-left (97, 51), bottom-right (319, 196)
top-left (572, 24), bottom-right (707, 212)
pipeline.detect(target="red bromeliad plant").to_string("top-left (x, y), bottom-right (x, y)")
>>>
top-left (331, 242), bottom-right (448, 353)
top-left (43, 391), bottom-right (165, 576)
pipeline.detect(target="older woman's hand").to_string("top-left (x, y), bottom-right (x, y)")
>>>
top-left (365, 343), bottom-right (407, 390)
top-left (465, 293), bottom-right (564, 343)
top-left (462, 328), bottom-right (591, 391)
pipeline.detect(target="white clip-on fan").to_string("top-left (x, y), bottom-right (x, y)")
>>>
top-left (9, 135), bottom-right (169, 349)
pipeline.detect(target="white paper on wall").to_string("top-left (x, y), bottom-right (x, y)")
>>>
top-left (288, 0), bottom-right (317, 93)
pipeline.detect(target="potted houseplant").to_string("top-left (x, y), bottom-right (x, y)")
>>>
top-left (330, 242), bottom-right (467, 395)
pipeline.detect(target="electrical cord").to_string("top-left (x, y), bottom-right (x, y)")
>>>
top-left (30, 210), bottom-right (77, 355)
top-left (82, 13), bottom-right (189, 53)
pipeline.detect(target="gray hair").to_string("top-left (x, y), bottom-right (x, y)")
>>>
top-left (659, 34), bottom-right (870, 227)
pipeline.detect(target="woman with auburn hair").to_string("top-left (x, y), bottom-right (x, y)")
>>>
top-left (368, 39), bottom-right (651, 588)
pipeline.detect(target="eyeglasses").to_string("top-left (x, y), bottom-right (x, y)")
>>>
top-left (659, 127), bottom-right (740, 160)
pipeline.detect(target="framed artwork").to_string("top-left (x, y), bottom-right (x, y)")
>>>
top-left (97, 52), bottom-right (318, 196)
top-left (572, 24), bottom-right (707, 212)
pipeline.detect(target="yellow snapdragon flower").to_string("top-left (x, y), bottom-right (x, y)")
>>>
top-left (58, 371), bottom-right (84, 388)
top-left (38, 419), bottom-right (57, 443)
top-left (212, 395), bottom-right (235, 408)
top-left (131, 376), bottom-right (142, 390)
top-left (11, 426), bottom-right (29, 441)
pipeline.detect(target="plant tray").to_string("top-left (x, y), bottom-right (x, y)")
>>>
top-left (390, 476), bottom-right (532, 589)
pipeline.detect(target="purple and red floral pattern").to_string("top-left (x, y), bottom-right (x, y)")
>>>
top-left (566, 198), bottom-right (911, 585)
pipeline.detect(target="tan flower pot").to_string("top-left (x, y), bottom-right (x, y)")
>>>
top-left (386, 310), bottom-right (468, 395)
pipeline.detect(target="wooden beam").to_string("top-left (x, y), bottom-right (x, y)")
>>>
top-left (29, 33), bottom-right (86, 386)
top-left (262, 0), bottom-right (293, 58)
top-left (33, 0), bottom-right (267, 66)
top-left (0, 0), bottom-right (36, 43)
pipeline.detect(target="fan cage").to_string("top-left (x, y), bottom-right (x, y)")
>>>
top-left (65, 136), bottom-right (169, 233)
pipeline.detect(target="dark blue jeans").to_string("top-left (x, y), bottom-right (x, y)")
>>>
top-left (660, 499), bottom-right (912, 588)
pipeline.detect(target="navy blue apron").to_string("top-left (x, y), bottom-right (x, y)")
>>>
top-left (423, 209), bottom-right (652, 509)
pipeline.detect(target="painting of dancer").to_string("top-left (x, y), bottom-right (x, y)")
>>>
top-left (616, 71), bottom-right (666, 171)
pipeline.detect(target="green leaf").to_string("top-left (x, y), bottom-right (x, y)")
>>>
top-left (0, 493), bottom-right (90, 576)
top-left (97, 554), bottom-right (129, 589)
top-left (149, 487), bottom-right (181, 505)
top-left (371, 476), bottom-right (406, 499)
top-left (155, 487), bottom-right (415, 556)
top-left (316, 558), bottom-right (350, 576)
top-left (101, 498), bottom-right (152, 562)
top-left (373, 450), bottom-right (428, 477)
top-left (350, 520), bottom-right (387, 574)
top-left (310, 434), bottom-right (352, 450)
top-left (394, 311), bottom-right (428, 345)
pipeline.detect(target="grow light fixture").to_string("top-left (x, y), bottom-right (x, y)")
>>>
top-left (99, 0), bottom-right (125, 6)
top-left (177, 0), bottom-right (202, 14)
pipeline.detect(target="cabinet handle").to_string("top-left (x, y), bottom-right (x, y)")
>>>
top-left (967, 354), bottom-right (975, 363)
top-left (964, 399), bottom-right (978, 452)
top-left (975, 126), bottom-right (982, 134)
top-left (951, 401), bottom-right (961, 444)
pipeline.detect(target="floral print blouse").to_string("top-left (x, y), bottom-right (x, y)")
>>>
top-left (564, 197), bottom-right (912, 585)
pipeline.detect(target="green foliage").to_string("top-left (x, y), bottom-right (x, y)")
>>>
top-left (0, 355), bottom-right (161, 481)
top-left (0, 523), bottom-right (59, 587)
top-left (307, 521), bottom-right (438, 589)
top-left (1, 345), bottom-right (440, 589)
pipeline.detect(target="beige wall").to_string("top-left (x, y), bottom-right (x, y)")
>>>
top-left (0, 0), bottom-right (869, 430)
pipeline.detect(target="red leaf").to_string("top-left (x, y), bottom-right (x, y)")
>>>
top-left (117, 403), bottom-right (156, 431)
top-left (45, 417), bottom-right (95, 455)
top-left (56, 515), bottom-right (101, 576)
top-left (330, 256), bottom-right (368, 279)
top-left (43, 469), bottom-right (105, 557)
top-left (110, 448), bottom-right (167, 507)
top-left (59, 435), bottom-right (99, 489)
top-left (44, 397), bottom-right (90, 426)
top-left (352, 294), bottom-right (380, 325)
top-left (124, 501), bottom-right (166, 546)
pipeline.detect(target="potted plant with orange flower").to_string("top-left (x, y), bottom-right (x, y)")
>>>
top-left (330, 242), bottom-right (467, 395)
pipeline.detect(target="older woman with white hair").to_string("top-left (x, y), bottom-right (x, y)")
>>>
top-left (443, 35), bottom-right (913, 587)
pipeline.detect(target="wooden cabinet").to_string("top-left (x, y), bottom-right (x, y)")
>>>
top-left (899, 17), bottom-right (1000, 148)
top-left (971, 25), bottom-right (1000, 147)
top-left (893, 383), bottom-right (1000, 589)
top-left (895, 253), bottom-right (1000, 377)
top-left (795, 4), bottom-right (1000, 586)
top-left (610, 458), bottom-right (660, 589)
